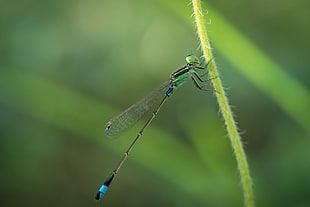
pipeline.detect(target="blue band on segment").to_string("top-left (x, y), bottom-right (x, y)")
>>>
top-left (95, 185), bottom-right (109, 200)
top-left (165, 87), bottom-right (173, 96)
top-left (99, 185), bottom-right (108, 194)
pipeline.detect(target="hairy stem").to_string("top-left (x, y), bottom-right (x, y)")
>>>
top-left (191, 0), bottom-right (255, 206)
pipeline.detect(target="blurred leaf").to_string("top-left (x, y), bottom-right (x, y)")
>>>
top-left (0, 69), bottom-right (237, 206)
top-left (161, 0), bottom-right (310, 132)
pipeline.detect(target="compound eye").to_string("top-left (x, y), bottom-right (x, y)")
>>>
top-left (185, 55), bottom-right (199, 64)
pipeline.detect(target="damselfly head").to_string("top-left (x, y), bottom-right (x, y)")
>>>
top-left (186, 55), bottom-right (200, 65)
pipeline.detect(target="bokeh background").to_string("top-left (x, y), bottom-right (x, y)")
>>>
top-left (1, 0), bottom-right (309, 206)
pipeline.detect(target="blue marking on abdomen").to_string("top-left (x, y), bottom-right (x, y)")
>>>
top-left (96, 185), bottom-right (108, 200)
top-left (165, 87), bottom-right (174, 96)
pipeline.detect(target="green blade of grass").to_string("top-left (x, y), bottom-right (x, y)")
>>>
top-left (160, 0), bottom-right (310, 133)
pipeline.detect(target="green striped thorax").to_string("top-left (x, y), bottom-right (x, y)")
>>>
top-left (166, 55), bottom-right (201, 96)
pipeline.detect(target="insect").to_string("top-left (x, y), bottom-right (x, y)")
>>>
top-left (95, 55), bottom-right (214, 200)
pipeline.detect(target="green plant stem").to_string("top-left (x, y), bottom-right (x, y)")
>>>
top-left (191, 0), bottom-right (255, 207)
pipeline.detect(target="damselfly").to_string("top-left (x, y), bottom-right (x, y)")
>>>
top-left (95, 55), bottom-right (214, 200)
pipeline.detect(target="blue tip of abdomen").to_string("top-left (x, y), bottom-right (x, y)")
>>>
top-left (95, 185), bottom-right (109, 200)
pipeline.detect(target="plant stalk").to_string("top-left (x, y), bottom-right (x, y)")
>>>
top-left (191, 0), bottom-right (255, 206)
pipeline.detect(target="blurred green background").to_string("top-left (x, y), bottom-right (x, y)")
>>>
top-left (1, 0), bottom-right (310, 206)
